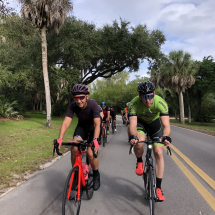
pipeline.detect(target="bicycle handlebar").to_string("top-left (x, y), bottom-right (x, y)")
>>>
top-left (53, 139), bottom-right (98, 158)
top-left (129, 140), bottom-right (172, 156)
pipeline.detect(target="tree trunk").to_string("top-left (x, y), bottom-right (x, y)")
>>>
top-left (33, 103), bottom-right (35, 111)
top-left (41, 25), bottom-right (51, 127)
top-left (178, 91), bottom-right (185, 124)
top-left (186, 90), bottom-right (191, 123)
top-left (175, 110), bottom-right (177, 120)
top-left (161, 87), bottom-right (165, 100)
top-left (40, 98), bottom-right (43, 111)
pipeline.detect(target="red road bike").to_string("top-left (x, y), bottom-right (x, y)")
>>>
top-left (53, 139), bottom-right (97, 215)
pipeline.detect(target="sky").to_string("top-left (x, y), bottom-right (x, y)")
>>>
top-left (8, 0), bottom-right (215, 81)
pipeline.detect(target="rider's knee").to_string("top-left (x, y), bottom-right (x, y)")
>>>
top-left (154, 148), bottom-right (163, 159)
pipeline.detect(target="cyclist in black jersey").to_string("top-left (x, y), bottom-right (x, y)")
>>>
top-left (57, 84), bottom-right (101, 191)
top-left (101, 102), bottom-right (110, 135)
top-left (121, 105), bottom-right (125, 121)
top-left (110, 105), bottom-right (117, 131)
top-left (129, 81), bottom-right (172, 201)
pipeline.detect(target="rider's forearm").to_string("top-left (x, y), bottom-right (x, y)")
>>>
top-left (94, 120), bottom-right (100, 138)
top-left (59, 121), bottom-right (70, 138)
top-left (162, 125), bottom-right (171, 137)
top-left (129, 125), bottom-right (138, 137)
top-left (107, 112), bottom-right (110, 120)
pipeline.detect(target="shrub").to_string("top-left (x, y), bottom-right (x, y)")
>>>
top-left (0, 100), bottom-right (19, 118)
top-left (52, 100), bottom-right (68, 117)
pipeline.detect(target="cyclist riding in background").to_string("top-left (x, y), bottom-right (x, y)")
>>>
top-left (126, 102), bottom-right (130, 141)
top-left (125, 102), bottom-right (129, 123)
top-left (121, 105), bottom-right (126, 122)
top-left (57, 84), bottom-right (101, 191)
top-left (129, 81), bottom-right (172, 201)
top-left (110, 105), bottom-right (117, 132)
top-left (101, 102), bottom-right (110, 135)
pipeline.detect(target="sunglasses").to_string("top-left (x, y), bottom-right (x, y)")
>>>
top-left (141, 94), bottom-right (154, 100)
top-left (74, 95), bottom-right (87, 101)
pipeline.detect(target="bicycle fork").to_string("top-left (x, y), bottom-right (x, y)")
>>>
top-left (143, 160), bottom-right (158, 201)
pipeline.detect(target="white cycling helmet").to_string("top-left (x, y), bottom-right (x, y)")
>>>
top-left (126, 102), bottom-right (130, 107)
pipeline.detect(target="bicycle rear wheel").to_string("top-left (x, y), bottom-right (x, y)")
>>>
top-left (86, 164), bottom-right (94, 199)
top-left (148, 166), bottom-right (155, 215)
top-left (102, 127), bottom-right (106, 147)
top-left (62, 166), bottom-right (81, 215)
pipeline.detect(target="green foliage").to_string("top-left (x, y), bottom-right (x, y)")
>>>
top-left (50, 17), bottom-right (165, 85)
top-left (89, 71), bottom-right (149, 113)
top-left (193, 110), bottom-right (214, 123)
top-left (52, 100), bottom-right (68, 117)
top-left (0, 99), bottom-right (19, 118)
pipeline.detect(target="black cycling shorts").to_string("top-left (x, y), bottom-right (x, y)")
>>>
top-left (137, 118), bottom-right (163, 145)
top-left (73, 124), bottom-right (94, 142)
top-left (110, 115), bottom-right (116, 120)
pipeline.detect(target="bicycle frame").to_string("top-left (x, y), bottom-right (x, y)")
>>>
top-left (67, 148), bottom-right (87, 201)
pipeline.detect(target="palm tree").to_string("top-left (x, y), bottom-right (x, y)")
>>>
top-left (150, 64), bottom-right (166, 100)
top-left (19, 0), bottom-right (73, 127)
top-left (162, 50), bottom-right (199, 124)
top-left (150, 54), bottom-right (169, 100)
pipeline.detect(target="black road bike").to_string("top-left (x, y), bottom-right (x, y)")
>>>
top-left (129, 135), bottom-right (171, 215)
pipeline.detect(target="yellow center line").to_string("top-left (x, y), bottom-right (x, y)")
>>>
top-left (171, 144), bottom-right (215, 191)
top-left (164, 148), bottom-right (215, 211)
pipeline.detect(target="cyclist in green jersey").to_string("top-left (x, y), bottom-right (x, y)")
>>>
top-left (129, 81), bottom-right (172, 202)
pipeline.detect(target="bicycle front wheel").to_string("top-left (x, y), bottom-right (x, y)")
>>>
top-left (86, 164), bottom-right (94, 199)
top-left (62, 166), bottom-right (81, 215)
top-left (148, 166), bottom-right (155, 215)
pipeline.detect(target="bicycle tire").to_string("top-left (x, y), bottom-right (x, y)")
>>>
top-left (62, 166), bottom-right (81, 215)
top-left (112, 119), bottom-right (114, 134)
top-left (102, 127), bottom-right (106, 147)
top-left (86, 164), bottom-right (94, 199)
top-left (148, 166), bottom-right (155, 215)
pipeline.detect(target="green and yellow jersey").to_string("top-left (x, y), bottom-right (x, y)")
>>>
top-left (128, 95), bottom-right (169, 124)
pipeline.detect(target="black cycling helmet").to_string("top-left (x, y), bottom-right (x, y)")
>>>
top-left (137, 81), bottom-right (155, 94)
top-left (110, 105), bottom-right (113, 108)
top-left (72, 84), bottom-right (90, 95)
top-left (123, 105), bottom-right (125, 108)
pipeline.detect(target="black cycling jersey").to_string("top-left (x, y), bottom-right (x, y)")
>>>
top-left (66, 100), bottom-right (100, 126)
top-left (110, 108), bottom-right (116, 117)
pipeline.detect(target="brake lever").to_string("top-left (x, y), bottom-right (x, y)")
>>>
top-left (167, 146), bottom-right (172, 156)
top-left (91, 141), bottom-right (98, 158)
top-left (53, 139), bottom-right (62, 156)
top-left (129, 145), bottom-right (133, 155)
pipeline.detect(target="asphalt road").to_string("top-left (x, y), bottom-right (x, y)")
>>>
top-left (0, 117), bottom-right (215, 215)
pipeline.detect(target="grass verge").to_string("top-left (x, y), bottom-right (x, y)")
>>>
top-left (0, 111), bottom-right (77, 191)
top-left (170, 119), bottom-right (215, 136)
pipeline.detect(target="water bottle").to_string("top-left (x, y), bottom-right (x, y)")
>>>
top-left (82, 163), bottom-right (89, 180)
